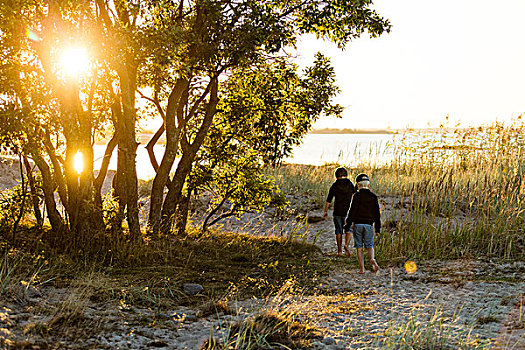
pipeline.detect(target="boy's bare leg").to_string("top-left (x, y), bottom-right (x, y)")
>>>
top-left (367, 247), bottom-right (380, 272)
top-left (336, 234), bottom-right (343, 255)
top-left (356, 248), bottom-right (365, 273)
top-left (343, 232), bottom-right (351, 257)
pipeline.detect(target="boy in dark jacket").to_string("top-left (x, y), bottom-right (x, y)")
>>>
top-left (345, 173), bottom-right (381, 274)
top-left (323, 167), bottom-right (355, 256)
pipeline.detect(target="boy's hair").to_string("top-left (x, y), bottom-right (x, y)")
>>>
top-left (335, 167), bottom-right (348, 178)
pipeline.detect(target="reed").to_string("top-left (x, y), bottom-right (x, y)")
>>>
top-left (271, 119), bottom-right (525, 260)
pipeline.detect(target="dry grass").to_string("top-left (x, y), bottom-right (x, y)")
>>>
top-left (200, 311), bottom-right (320, 350)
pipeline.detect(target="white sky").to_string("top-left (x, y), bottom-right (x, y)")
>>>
top-left (296, 0), bottom-right (525, 129)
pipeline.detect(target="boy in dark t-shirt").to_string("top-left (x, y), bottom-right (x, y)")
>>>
top-left (323, 167), bottom-right (355, 256)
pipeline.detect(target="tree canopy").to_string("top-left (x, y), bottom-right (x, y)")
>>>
top-left (0, 0), bottom-right (390, 243)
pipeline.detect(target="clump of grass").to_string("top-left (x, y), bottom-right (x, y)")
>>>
top-left (25, 281), bottom-right (103, 341)
top-left (477, 315), bottom-right (499, 325)
top-left (198, 299), bottom-right (235, 318)
top-left (201, 311), bottom-right (320, 350)
top-left (379, 307), bottom-right (492, 349)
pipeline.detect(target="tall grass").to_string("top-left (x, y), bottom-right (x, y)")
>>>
top-left (271, 119), bottom-right (525, 260)
top-left (0, 247), bottom-right (45, 298)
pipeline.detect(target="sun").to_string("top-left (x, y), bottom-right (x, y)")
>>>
top-left (58, 47), bottom-right (90, 78)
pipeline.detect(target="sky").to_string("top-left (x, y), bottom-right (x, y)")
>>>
top-left (295, 0), bottom-right (525, 130)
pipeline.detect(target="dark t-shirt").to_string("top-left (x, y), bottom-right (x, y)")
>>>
top-left (344, 188), bottom-right (381, 233)
top-left (326, 178), bottom-right (355, 217)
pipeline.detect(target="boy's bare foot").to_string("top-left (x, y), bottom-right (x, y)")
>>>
top-left (343, 245), bottom-right (351, 257)
top-left (336, 252), bottom-right (342, 256)
top-left (357, 270), bottom-right (365, 274)
top-left (371, 259), bottom-right (380, 273)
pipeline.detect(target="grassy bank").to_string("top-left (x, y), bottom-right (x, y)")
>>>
top-left (0, 228), bottom-right (328, 309)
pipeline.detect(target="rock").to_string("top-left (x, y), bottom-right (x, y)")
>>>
top-left (25, 286), bottom-right (42, 299)
top-left (323, 336), bottom-right (336, 345)
top-left (147, 340), bottom-right (169, 347)
top-left (307, 215), bottom-right (325, 223)
top-left (183, 283), bottom-right (204, 295)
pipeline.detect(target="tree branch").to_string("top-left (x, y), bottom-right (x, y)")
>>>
top-left (145, 124), bottom-right (165, 173)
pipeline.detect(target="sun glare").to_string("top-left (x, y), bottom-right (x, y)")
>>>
top-left (74, 151), bottom-right (84, 174)
top-left (59, 47), bottom-right (90, 78)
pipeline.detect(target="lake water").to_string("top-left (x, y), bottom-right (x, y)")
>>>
top-left (283, 133), bottom-right (396, 166)
top-left (94, 133), bottom-right (397, 180)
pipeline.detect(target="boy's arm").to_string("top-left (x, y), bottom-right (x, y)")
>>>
top-left (324, 185), bottom-right (334, 219)
top-left (344, 194), bottom-right (356, 232)
top-left (374, 197), bottom-right (381, 234)
top-left (323, 201), bottom-right (330, 219)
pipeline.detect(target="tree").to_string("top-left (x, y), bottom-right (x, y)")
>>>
top-left (184, 54), bottom-right (342, 232)
top-left (0, 0), bottom-right (110, 242)
top-left (219, 54), bottom-right (343, 166)
top-left (139, 0), bottom-right (390, 235)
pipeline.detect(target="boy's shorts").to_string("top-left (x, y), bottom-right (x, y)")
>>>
top-left (353, 224), bottom-right (374, 248)
top-left (333, 216), bottom-right (346, 235)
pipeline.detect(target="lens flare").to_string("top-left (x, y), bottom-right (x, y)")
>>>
top-left (404, 260), bottom-right (417, 274)
top-left (25, 28), bottom-right (41, 42)
top-left (74, 151), bottom-right (84, 174)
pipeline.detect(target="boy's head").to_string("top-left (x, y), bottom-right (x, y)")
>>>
top-left (355, 173), bottom-right (370, 189)
top-left (335, 167), bottom-right (348, 179)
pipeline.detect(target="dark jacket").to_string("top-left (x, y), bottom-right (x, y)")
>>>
top-left (326, 178), bottom-right (355, 217)
top-left (344, 188), bottom-right (381, 233)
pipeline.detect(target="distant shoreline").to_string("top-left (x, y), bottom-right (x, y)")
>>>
top-left (309, 128), bottom-right (396, 134)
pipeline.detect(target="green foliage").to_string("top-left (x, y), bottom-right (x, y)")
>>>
top-left (295, 0), bottom-right (391, 47)
top-left (188, 54), bottom-right (341, 230)
top-left (217, 54), bottom-right (342, 166)
top-left (192, 149), bottom-right (286, 231)
top-left (0, 182), bottom-right (31, 230)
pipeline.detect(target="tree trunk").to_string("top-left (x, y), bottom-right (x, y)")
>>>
top-left (23, 155), bottom-right (43, 227)
top-left (174, 190), bottom-right (190, 236)
top-left (160, 77), bottom-right (218, 232)
top-left (115, 65), bottom-right (141, 239)
top-left (31, 152), bottom-right (66, 233)
top-left (94, 133), bottom-right (117, 210)
top-left (147, 78), bottom-right (188, 235)
top-left (160, 151), bottom-right (195, 231)
top-left (61, 83), bottom-right (100, 243)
